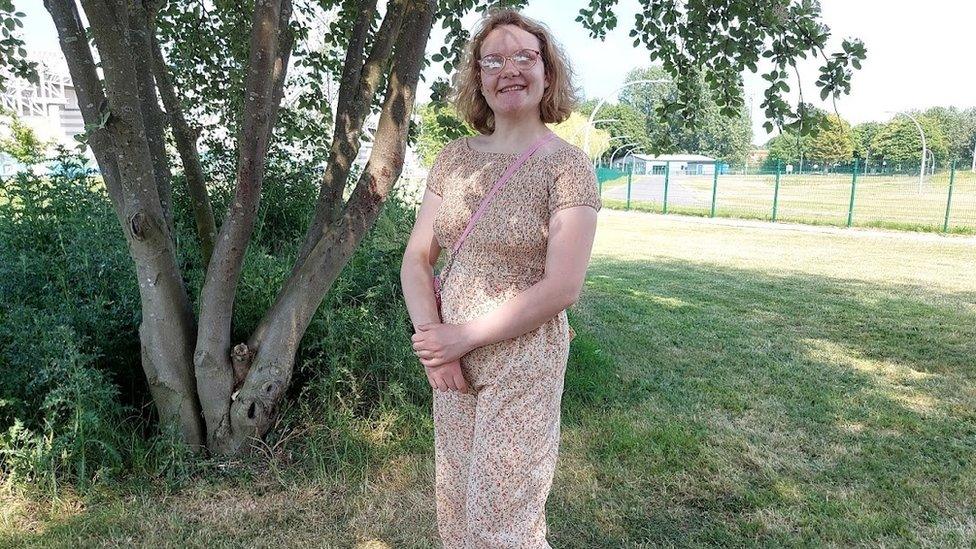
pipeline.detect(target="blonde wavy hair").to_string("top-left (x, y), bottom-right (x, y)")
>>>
top-left (452, 10), bottom-right (578, 135)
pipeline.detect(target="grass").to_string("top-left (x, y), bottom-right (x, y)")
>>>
top-left (3, 210), bottom-right (975, 546)
top-left (600, 170), bottom-right (976, 234)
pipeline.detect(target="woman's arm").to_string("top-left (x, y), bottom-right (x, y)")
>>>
top-left (412, 204), bottom-right (598, 367)
top-left (400, 188), bottom-right (444, 331)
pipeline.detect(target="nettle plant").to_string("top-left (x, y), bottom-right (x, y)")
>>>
top-left (0, 0), bottom-right (864, 456)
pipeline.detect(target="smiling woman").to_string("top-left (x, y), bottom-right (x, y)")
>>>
top-left (399, 8), bottom-right (601, 548)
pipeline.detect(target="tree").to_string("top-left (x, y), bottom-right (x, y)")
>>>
top-left (416, 102), bottom-right (473, 168)
top-left (615, 66), bottom-right (753, 166)
top-left (764, 131), bottom-right (810, 170)
top-left (851, 121), bottom-right (882, 164)
top-left (872, 116), bottom-right (948, 170)
top-left (807, 114), bottom-right (853, 170)
top-left (923, 106), bottom-right (976, 163)
top-left (549, 111), bottom-right (611, 160)
top-left (580, 100), bottom-right (654, 163)
top-left (21, 0), bottom-right (863, 456)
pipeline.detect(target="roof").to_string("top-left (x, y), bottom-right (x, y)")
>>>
top-left (627, 153), bottom-right (716, 162)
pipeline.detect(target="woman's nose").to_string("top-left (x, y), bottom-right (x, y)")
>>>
top-left (500, 59), bottom-right (521, 78)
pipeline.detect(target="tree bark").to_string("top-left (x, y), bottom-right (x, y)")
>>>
top-left (150, 34), bottom-right (218, 268)
top-left (219, 0), bottom-right (436, 455)
top-left (43, 0), bottom-right (124, 219)
top-left (50, 0), bottom-right (203, 448)
top-left (194, 0), bottom-right (293, 454)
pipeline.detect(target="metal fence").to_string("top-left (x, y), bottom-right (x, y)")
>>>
top-left (596, 161), bottom-right (976, 234)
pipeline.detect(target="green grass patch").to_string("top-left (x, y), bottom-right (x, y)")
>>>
top-left (4, 211), bottom-right (975, 546)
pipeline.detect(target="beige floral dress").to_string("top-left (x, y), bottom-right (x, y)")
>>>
top-left (425, 136), bottom-right (602, 548)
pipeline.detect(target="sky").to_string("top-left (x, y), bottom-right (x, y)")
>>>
top-left (16, 0), bottom-right (976, 146)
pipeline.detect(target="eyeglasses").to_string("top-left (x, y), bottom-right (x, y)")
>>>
top-left (478, 49), bottom-right (541, 75)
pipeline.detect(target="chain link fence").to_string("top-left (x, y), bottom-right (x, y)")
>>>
top-left (597, 161), bottom-right (976, 234)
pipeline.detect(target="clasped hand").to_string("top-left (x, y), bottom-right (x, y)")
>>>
top-left (412, 322), bottom-right (476, 394)
top-left (411, 322), bottom-right (474, 368)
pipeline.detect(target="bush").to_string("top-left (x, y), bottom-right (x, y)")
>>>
top-left (1, 142), bottom-right (430, 488)
top-left (0, 148), bottom-right (197, 490)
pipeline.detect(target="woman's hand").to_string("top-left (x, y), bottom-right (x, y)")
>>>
top-left (423, 359), bottom-right (470, 394)
top-left (412, 322), bottom-right (476, 368)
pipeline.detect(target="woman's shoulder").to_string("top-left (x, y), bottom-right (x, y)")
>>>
top-left (542, 139), bottom-right (593, 169)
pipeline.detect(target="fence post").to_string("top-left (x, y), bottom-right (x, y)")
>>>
top-left (663, 161), bottom-right (670, 214)
top-left (846, 158), bottom-right (858, 227)
top-left (626, 162), bottom-right (633, 210)
top-left (943, 160), bottom-right (956, 232)
top-left (710, 163), bottom-right (719, 217)
top-left (772, 160), bottom-right (781, 221)
top-left (598, 168), bottom-right (603, 195)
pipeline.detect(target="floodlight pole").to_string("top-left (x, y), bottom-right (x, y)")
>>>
top-left (889, 111), bottom-right (927, 193)
top-left (609, 142), bottom-right (639, 170)
top-left (584, 79), bottom-right (669, 163)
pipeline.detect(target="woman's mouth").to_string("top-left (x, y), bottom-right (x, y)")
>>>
top-left (498, 85), bottom-right (526, 94)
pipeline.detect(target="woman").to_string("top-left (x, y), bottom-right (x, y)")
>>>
top-left (400, 9), bottom-right (601, 548)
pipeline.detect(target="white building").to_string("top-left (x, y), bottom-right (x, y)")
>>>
top-left (616, 152), bottom-right (719, 176)
top-left (0, 51), bottom-right (86, 175)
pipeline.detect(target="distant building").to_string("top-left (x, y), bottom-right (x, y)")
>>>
top-left (0, 51), bottom-right (84, 147)
top-left (616, 153), bottom-right (722, 175)
top-left (1, 51), bottom-right (87, 176)
top-left (747, 148), bottom-right (769, 167)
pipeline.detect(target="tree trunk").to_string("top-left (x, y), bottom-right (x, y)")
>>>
top-left (194, 0), bottom-right (294, 454)
top-left (49, 0), bottom-right (203, 448)
top-left (150, 33), bottom-right (218, 269)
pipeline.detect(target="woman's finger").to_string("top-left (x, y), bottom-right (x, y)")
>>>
top-left (452, 372), bottom-right (468, 394)
top-left (433, 376), bottom-right (449, 392)
top-left (444, 374), bottom-right (458, 392)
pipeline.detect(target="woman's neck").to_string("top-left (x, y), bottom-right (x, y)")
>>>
top-left (484, 113), bottom-right (550, 152)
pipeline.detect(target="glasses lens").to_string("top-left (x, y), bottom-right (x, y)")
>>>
top-left (513, 50), bottom-right (537, 69)
top-left (480, 55), bottom-right (504, 73)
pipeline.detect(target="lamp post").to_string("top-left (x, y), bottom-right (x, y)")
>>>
top-left (584, 78), bottom-right (669, 161)
top-left (599, 135), bottom-right (631, 168)
top-left (573, 118), bottom-right (619, 161)
top-left (609, 142), bottom-right (639, 170)
top-left (886, 111), bottom-right (927, 192)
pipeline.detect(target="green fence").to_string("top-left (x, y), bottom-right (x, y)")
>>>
top-left (596, 161), bottom-right (976, 234)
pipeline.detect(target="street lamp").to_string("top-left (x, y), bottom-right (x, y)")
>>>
top-left (572, 118), bottom-right (619, 138)
top-left (598, 135), bottom-right (631, 168)
top-left (885, 110), bottom-right (927, 193)
top-left (584, 79), bottom-right (669, 162)
top-left (609, 142), bottom-right (639, 170)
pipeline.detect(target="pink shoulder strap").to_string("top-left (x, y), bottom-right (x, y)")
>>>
top-left (452, 132), bottom-right (557, 255)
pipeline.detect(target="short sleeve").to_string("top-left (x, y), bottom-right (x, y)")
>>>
top-left (425, 139), bottom-right (462, 197)
top-left (547, 147), bottom-right (602, 215)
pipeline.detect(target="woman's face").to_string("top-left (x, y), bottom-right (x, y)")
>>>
top-left (478, 24), bottom-right (549, 120)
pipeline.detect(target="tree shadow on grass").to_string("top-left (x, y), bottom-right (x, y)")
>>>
top-left (554, 257), bottom-right (976, 547)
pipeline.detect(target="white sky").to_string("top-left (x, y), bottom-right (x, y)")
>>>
top-left (17, 0), bottom-right (976, 145)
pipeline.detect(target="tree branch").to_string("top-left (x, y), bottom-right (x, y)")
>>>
top-left (150, 33), bottom-right (218, 268)
top-left (128, 0), bottom-right (175, 234)
top-left (291, 0), bottom-right (405, 273)
top-left (42, 0), bottom-right (123, 216)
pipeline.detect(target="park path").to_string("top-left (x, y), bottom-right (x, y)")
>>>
top-left (603, 174), bottom-right (708, 206)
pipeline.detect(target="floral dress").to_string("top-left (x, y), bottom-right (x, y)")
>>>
top-left (425, 136), bottom-right (602, 548)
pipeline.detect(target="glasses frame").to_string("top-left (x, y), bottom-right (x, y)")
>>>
top-left (477, 48), bottom-right (542, 76)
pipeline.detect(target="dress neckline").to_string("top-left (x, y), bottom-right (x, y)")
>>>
top-left (462, 135), bottom-right (572, 160)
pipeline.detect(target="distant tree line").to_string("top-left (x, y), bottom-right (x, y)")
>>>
top-left (764, 106), bottom-right (976, 173)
